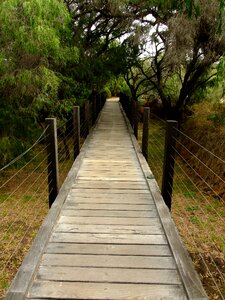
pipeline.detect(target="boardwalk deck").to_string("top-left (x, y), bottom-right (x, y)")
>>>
top-left (5, 99), bottom-right (207, 300)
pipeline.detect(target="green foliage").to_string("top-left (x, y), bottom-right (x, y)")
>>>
top-left (207, 99), bottom-right (225, 125)
top-left (164, 74), bottom-right (182, 104)
top-left (104, 76), bottom-right (129, 96)
top-left (0, 0), bottom-right (72, 60)
top-left (1, 0), bottom-right (225, 167)
top-left (0, 0), bottom-right (80, 166)
top-left (0, 136), bottom-right (33, 168)
top-left (207, 112), bottom-right (225, 125)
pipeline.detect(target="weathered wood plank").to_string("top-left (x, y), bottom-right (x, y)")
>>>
top-left (54, 224), bottom-right (163, 234)
top-left (60, 209), bottom-right (157, 218)
top-left (41, 253), bottom-right (176, 269)
top-left (28, 281), bottom-right (187, 299)
top-left (68, 192), bottom-right (152, 200)
top-left (58, 216), bottom-right (161, 225)
top-left (50, 232), bottom-right (167, 245)
top-left (78, 171), bottom-right (143, 177)
top-left (72, 181), bottom-right (148, 189)
top-left (65, 197), bottom-right (152, 204)
top-left (63, 203), bottom-right (155, 211)
top-left (69, 188), bottom-right (150, 194)
top-left (77, 176), bottom-right (144, 181)
top-left (37, 266), bottom-right (181, 284)
top-left (82, 159), bottom-right (138, 164)
top-left (45, 243), bottom-right (172, 256)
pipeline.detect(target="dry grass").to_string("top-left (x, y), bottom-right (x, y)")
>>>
top-left (0, 170), bottom-right (49, 299)
top-left (0, 138), bottom-right (75, 299)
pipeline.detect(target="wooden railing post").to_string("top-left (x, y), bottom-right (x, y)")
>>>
top-left (45, 118), bottom-right (59, 208)
top-left (73, 106), bottom-right (80, 160)
top-left (142, 107), bottom-right (150, 161)
top-left (84, 101), bottom-right (90, 137)
top-left (97, 94), bottom-right (101, 115)
top-left (92, 95), bottom-right (97, 125)
top-left (133, 101), bottom-right (138, 139)
top-left (161, 120), bottom-right (178, 210)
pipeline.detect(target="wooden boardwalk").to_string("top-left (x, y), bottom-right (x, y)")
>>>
top-left (5, 99), bottom-right (207, 299)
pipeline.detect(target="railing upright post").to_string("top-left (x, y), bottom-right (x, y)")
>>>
top-left (161, 120), bottom-right (178, 210)
top-left (133, 101), bottom-right (138, 139)
top-left (84, 101), bottom-right (90, 137)
top-left (131, 99), bottom-right (135, 127)
top-left (92, 95), bottom-right (97, 125)
top-left (45, 118), bottom-right (59, 208)
top-left (73, 106), bottom-right (80, 160)
top-left (142, 107), bottom-right (150, 161)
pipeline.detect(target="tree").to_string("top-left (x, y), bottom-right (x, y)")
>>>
top-left (124, 65), bottom-right (154, 102)
top-left (133, 0), bottom-right (225, 119)
top-left (0, 0), bottom-right (78, 165)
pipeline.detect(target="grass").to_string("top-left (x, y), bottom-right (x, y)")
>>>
top-left (138, 118), bottom-right (225, 300)
top-left (0, 136), bottom-right (75, 299)
top-left (0, 171), bottom-right (49, 299)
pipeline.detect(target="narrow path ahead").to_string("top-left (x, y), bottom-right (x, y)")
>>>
top-left (6, 99), bottom-right (207, 299)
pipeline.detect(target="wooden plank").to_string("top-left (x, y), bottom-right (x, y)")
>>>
top-left (41, 254), bottom-right (176, 269)
top-left (63, 203), bottom-right (155, 211)
top-left (81, 154), bottom-right (136, 158)
top-left (68, 192), bottom-right (152, 200)
top-left (45, 243), bottom-right (172, 256)
top-left (69, 188), bottom-right (149, 194)
top-left (28, 281), bottom-right (187, 299)
top-left (60, 209), bottom-right (157, 218)
top-left (77, 176), bottom-right (144, 181)
top-left (37, 266), bottom-right (181, 284)
top-left (81, 165), bottom-right (140, 170)
top-left (72, 181), bottom-right (148, 189)
top-left (50, 232), bottom-right (167, 245)
top-left (58, 216), bottom-right (161, 225)
top-left (65, 196), bottom-right (152, 204)
top-left (78, 171), bottom-right (143, 176)
top-left (82, 159), bottom-right (138, 164)
top-left (80, 164), bottom-right (141, 168)
top-left (54, 224), bottom-right (163, 235)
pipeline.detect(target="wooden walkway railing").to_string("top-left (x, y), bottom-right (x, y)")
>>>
top-left (5, 98), bottom-right (207, 300)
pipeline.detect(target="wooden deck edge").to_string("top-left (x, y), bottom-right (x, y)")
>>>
top-left (4, 106), bottom-right (105, 300)
top-left (119, 102), bottom-right (208, 300)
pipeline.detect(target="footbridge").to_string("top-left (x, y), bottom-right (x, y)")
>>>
top-left (5, 98), bottom-right (207, 299)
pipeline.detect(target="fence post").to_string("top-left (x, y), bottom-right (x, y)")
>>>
top-left (131, 100), bottom-right (134, 128)
top-left (161, 120), bottom-right (178, 210)
top-left (84, 101), bottom-right (90, 137)
top-left (133, 101), bottom-right (138, 139)
top-left (142, 107), bottom-right (150, 161)
top-left (73, 106), bottom-right (80, 160)
top-left (45, 118), bottom-right (59, 208)
top-left (92, 95), bottom-right (97, 125)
